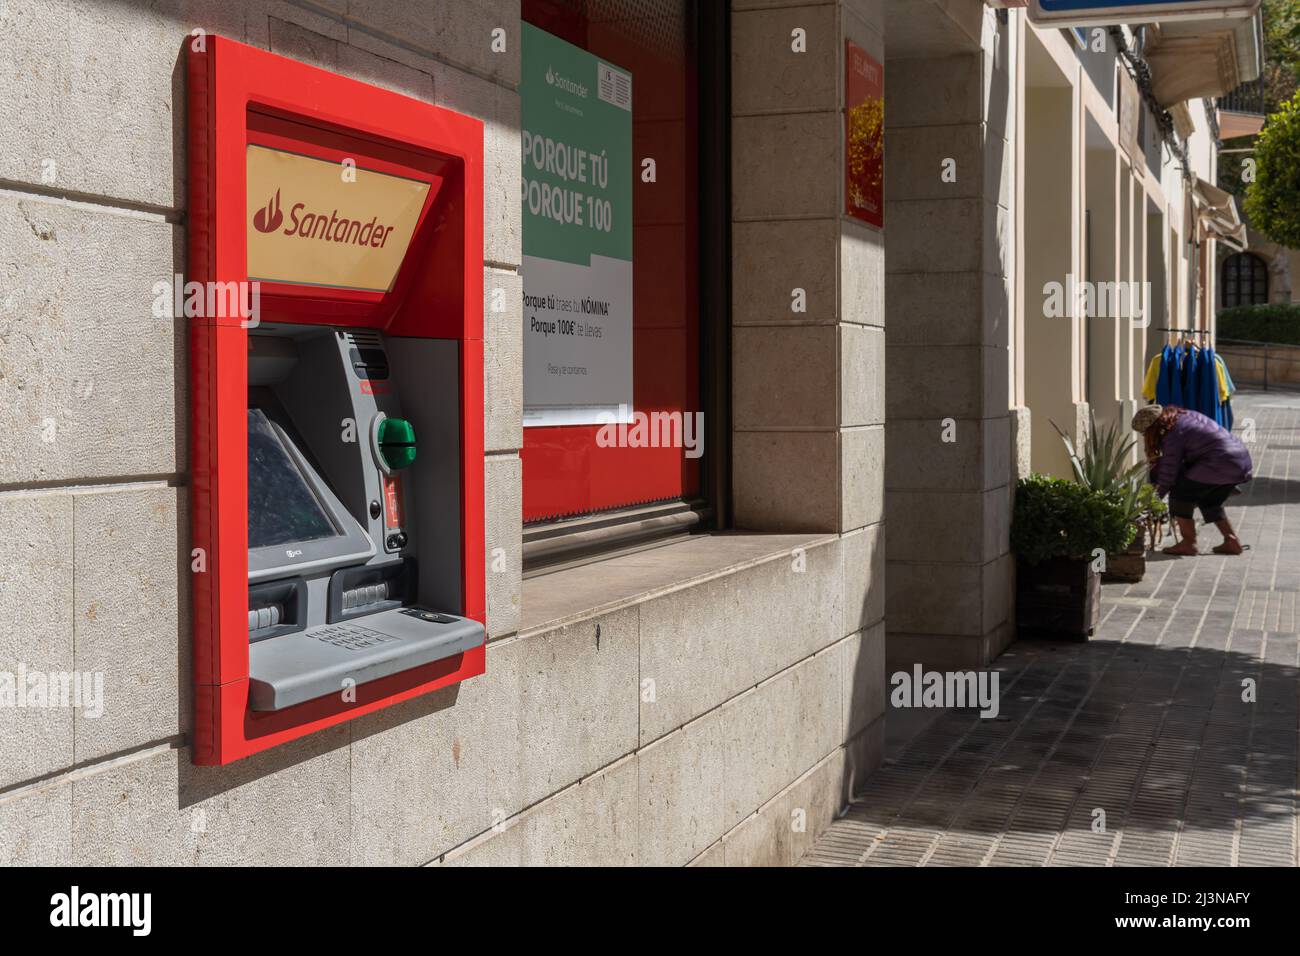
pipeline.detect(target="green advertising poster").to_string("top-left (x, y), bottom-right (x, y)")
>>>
top-left (521, 23), bottom-right (633, 427)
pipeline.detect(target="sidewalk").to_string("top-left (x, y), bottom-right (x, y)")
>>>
top-left (802, 390), bottom-right (1300, 867)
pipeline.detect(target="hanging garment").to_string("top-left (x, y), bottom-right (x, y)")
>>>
top-left (1216, 353), bottom-right (1236, 430)
top-left (1216, 353), bottom-right (1236, 401)
top-left (1199, 345), bottom-right (1223, 425)
top-left (1148, 343), bottom-right (1232, 421)
top-left (1156, 344), bottom-right (1183, 406)
top-left (1142, 353), bottom-right (1161, 403)
top-left (1181, 344), bottom-right (1200, 412)
top-left (1173, 344), bottom-right (1188, 407)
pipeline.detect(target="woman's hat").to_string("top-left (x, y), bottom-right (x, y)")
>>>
top-left (1132, 405), bottom-right (1163, 433)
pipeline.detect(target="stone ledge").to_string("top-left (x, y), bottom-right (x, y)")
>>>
top-left (519, 531), bottom-right (838, 636)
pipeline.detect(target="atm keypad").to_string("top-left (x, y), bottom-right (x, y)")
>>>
top-left (308, 624), bottom-right (398, 651)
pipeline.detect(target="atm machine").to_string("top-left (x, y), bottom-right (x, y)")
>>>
top-left (244, 327), bottom-right (483, 711)
top-left (187, 35), bottom-right (486, 764)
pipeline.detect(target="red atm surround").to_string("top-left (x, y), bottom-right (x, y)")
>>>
top-left (187, 37), bottom-right (485, 765)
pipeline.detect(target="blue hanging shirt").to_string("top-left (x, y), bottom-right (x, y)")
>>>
top-left (1156, 344), bottom-right (1179, 406)
top-left (1161, 344), bottom-right (1187, 407)
top-left (1199, 346), bottom-right (1221, 423)
top-left (1182, 344), bottom-right (1199, 412)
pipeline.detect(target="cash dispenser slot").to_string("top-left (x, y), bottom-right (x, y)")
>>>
top-left (328, 559), bottom-right (412, 621)
top-left (248, 578), bottom-right (308, 642)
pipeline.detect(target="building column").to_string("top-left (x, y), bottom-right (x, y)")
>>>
top-left (883, 3), bottom-right (1015, 669)
top-left (1022, 25), bottom-right (1087, 479)
top-left (730, 0), bottom-right (888, 797)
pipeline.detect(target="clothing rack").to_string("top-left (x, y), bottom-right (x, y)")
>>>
top-left (1146, 333), bottom-right (1235, 430)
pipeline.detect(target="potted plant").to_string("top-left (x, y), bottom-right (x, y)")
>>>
top-left (1053, 411), bottom-right (1152, 582)
top-left (1133, 483), bottom-right (1170, 550)
top-left (1011, 474), bottom-right (1135, 639)
top-left (1104, 481), bottom-right (1169, 582)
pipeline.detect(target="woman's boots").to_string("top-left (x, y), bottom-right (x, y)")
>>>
top-left (1212, 519), bottom-right (1244, 555)
top-left (1162, 517), bottom-right (1198, 556)
top-left (1161, 517), bottom-right (1245, 556)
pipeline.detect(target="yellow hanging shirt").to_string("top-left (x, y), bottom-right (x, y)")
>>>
top-left (1142, 353), bottom-right (1161, 402)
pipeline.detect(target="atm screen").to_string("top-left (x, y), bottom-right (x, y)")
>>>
top-left (247, 408), bottom-right (339, 549)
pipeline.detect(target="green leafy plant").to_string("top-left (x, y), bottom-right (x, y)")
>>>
top-left (1245, 88), bottom-right (1300, 248)
top-left (1217, 302), bottom-right (1300, 345)
top-left (1053, 411), bottom-right (1167, 551)
top-left (1052, 411), bottom-right (1147, 497)
top-left (1133, 482), bottom-right (1169, 551)
top-left (1011, 474), bottom-right (1137, 566)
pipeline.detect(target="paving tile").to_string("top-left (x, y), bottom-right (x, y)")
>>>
top-left (798, 393), bottom-right (1299, 867)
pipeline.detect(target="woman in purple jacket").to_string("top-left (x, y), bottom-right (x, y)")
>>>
top-left (1132, 404), bottom-right (1253, 556)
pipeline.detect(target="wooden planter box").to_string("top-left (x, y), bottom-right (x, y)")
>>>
top-left (1016, 557), bottom-right (1101, 640)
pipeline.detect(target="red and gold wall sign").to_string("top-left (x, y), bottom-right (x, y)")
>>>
top-left (845, 40), bottom-right (884, 229)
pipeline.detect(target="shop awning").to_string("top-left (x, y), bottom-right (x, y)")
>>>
top-left (1218, 109), bottom-right (1265, 139)
top-left (1144, 13), bottom-right (1263, 107)
top-left (1192, 176), bottom-right (1247, 251)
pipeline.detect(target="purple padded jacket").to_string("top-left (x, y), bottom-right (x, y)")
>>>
top-left (1150, 408), bottom-right (1253, 495)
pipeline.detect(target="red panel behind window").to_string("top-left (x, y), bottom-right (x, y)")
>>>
top-left (521, 0), bottom-right (701, 521)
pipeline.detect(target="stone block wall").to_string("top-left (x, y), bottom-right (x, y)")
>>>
top-left (883, 3), bottom-right (1017, 668)
top-left (0, 0), bottom-right (886, 866)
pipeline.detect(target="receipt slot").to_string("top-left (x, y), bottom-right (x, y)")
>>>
top-left (188, 37), bottom-right (485, 764)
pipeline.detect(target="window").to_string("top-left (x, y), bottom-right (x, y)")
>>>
top-left (520, 0), bottom-right (726, 568)
top-left (1221, 252), bottom-right (1269, 308)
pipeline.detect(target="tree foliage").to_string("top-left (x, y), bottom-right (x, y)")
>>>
top-left (1244, 89), bottom-right (1300, 247)
top-left (1261, 0), bottom-right (1300, 107)
top-left (1218, 0), bottom-right (1300, 199)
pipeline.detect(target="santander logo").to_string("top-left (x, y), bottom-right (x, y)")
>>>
top-left (546, 64), bottom-right (587, 98)
top-left (253, 189), bottom-right (284, 233)
top-left (249, 184), bottom-right (401, 250)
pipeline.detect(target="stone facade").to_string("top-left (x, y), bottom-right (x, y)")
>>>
top-left (0, 0), bottom-right (886, 866)
top-left (0, 0), bottom-right (1238, 867)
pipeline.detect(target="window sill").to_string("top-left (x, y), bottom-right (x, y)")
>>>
top-left (518, 531), bottom-right (837, 637)
top-left (523, 498), bottom-right (709, 575)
